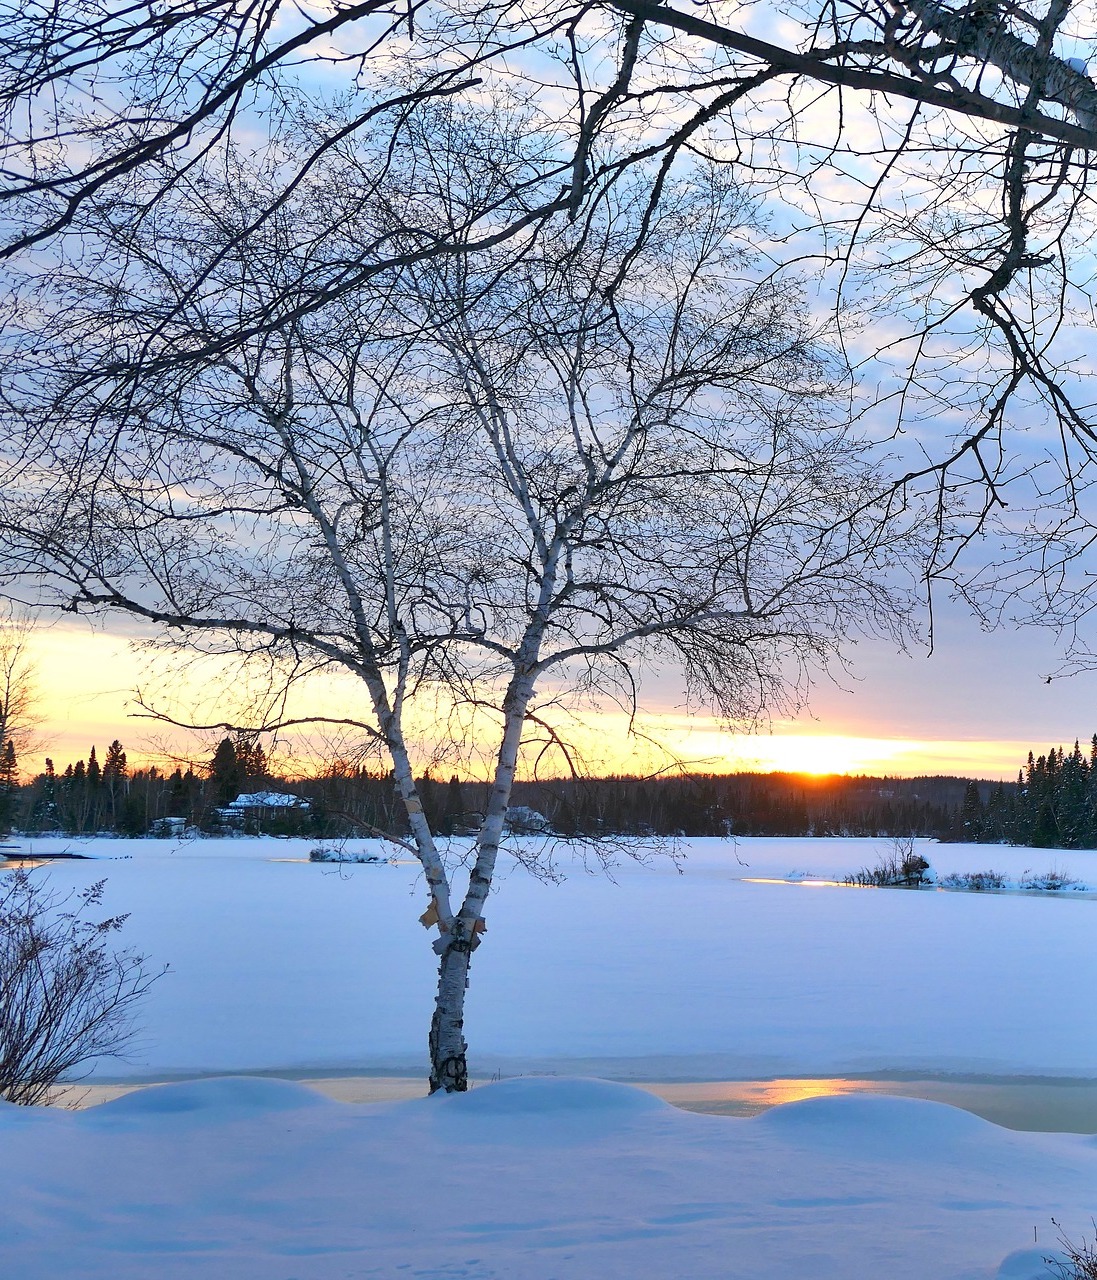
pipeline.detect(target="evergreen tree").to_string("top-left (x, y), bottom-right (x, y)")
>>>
top-left (1032, 801), bottom-right (1060, 848)
top-left (959, 780), bottom-right (983, 840)
top-left (417, 772), bottom-right (441, 832)
top-left (983, 782), bottom-right (1011, 843)
top-left (443, 775), bottom-right (466, 836)
top-left (102, 740), bottom-right (127, 784)
top-left (62, 758), bottom-right (90, 832)
top-left (232, 735), bottom-right (267, 786)
top-left (167, 768), bottom-right (186, 813)
top-left (247, 740), bottom-right (268, 783)
top-left (100, 740), bottom-right (127, 830)
top-left (1055, 740), bottom-right (1087, 847)
top-left (208, 737), bottom-right (241, 805)
top-left (0, 739), bottom-right (17, 832)
top-left (26, 757), bottom-right (61, 833)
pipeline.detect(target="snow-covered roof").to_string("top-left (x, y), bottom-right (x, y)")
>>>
top-left (504, 805), bottom-right (548, 831)
top-left (228, 791), bottom-right (310, 810)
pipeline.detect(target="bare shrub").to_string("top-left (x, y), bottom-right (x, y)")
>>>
top-left (939, 871), bottom-right (1008, 891)
top-left (0, 869), bottom-right (163, 1105)
top-left (309, 846), bottom-right (389, 865)
top-left (1047, 1221), bottom-right (1097, 1279)
top-left (844, 837), bottom-right (931, 888)
top-left (1022, 869), bottom-right (1081, 892)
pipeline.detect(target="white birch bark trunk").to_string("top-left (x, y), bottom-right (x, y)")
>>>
top-left (423, 370), bottom-right (564, 1091)
top-left (427, 667), bottom-right (539, 1092)
top-left (428, 940), bottom-right (473, 1092)
top-left (903, 0), bottom-right (1097, 130)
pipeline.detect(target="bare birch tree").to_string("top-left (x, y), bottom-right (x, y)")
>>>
top-left (0, 118), bottom-right (925, 1088)
top-left (0, 606), bottom-right (40, 759)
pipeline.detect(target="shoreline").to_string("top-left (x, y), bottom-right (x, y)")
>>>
top-left (52, 1072), bottom-right (1097, 1133)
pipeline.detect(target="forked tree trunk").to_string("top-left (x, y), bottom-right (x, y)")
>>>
top-left (424, 658), bottom-right (543, 1092)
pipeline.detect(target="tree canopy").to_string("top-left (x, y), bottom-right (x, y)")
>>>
top-left (4, 0), bottom-right (1097, 631)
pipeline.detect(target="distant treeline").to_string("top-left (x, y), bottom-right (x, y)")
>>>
top-left (511, 773), bottom-right (969, 840)
top-left (3, 731), bottom-right (1096, 848)
top-left (0, 732), bottom-right (979, 840)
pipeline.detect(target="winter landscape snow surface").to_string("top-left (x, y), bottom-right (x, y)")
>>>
top-left (2, 834), bottom-right (1096, 1279)
top-left (8, 832), bottom-right (1095, 1080)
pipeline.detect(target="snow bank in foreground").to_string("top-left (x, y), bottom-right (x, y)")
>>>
top-left (1, 1076), bottom-right (1091, 1280)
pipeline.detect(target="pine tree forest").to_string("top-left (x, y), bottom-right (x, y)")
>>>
top-left (4, 734), bottom-right (1097, 848)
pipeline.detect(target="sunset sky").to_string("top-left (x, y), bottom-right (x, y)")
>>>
top-left (24, 593), bottom-right (1097, 781)
top-left (7, 13), bottom-right (1094, 789)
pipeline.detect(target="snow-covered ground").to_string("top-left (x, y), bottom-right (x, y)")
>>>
top-left (3, 1074), bottom-right (1095, 1279)
top-left (4, 834), bottom-right (1097, 1279)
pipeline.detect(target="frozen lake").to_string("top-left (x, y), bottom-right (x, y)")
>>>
top-left (4, 833), bottom-right (1096, 1091)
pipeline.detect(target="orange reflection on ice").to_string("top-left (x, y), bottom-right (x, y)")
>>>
top-left (640, 1078), bottom-right (874, 1115)
top-left (740, 877), bottom-right (846, 888)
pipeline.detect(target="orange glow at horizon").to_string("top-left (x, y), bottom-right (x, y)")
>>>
top-left (26, 625), bottom-right (1034, 781)
top-left (554, 713), bottom-right (1032, 781)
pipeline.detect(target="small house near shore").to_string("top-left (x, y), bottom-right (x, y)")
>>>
top-left (217, 791), bottom-right (311, 834)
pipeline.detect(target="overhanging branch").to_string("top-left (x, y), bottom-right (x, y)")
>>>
top-left (607, 0), bottom-right (1097, 148)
